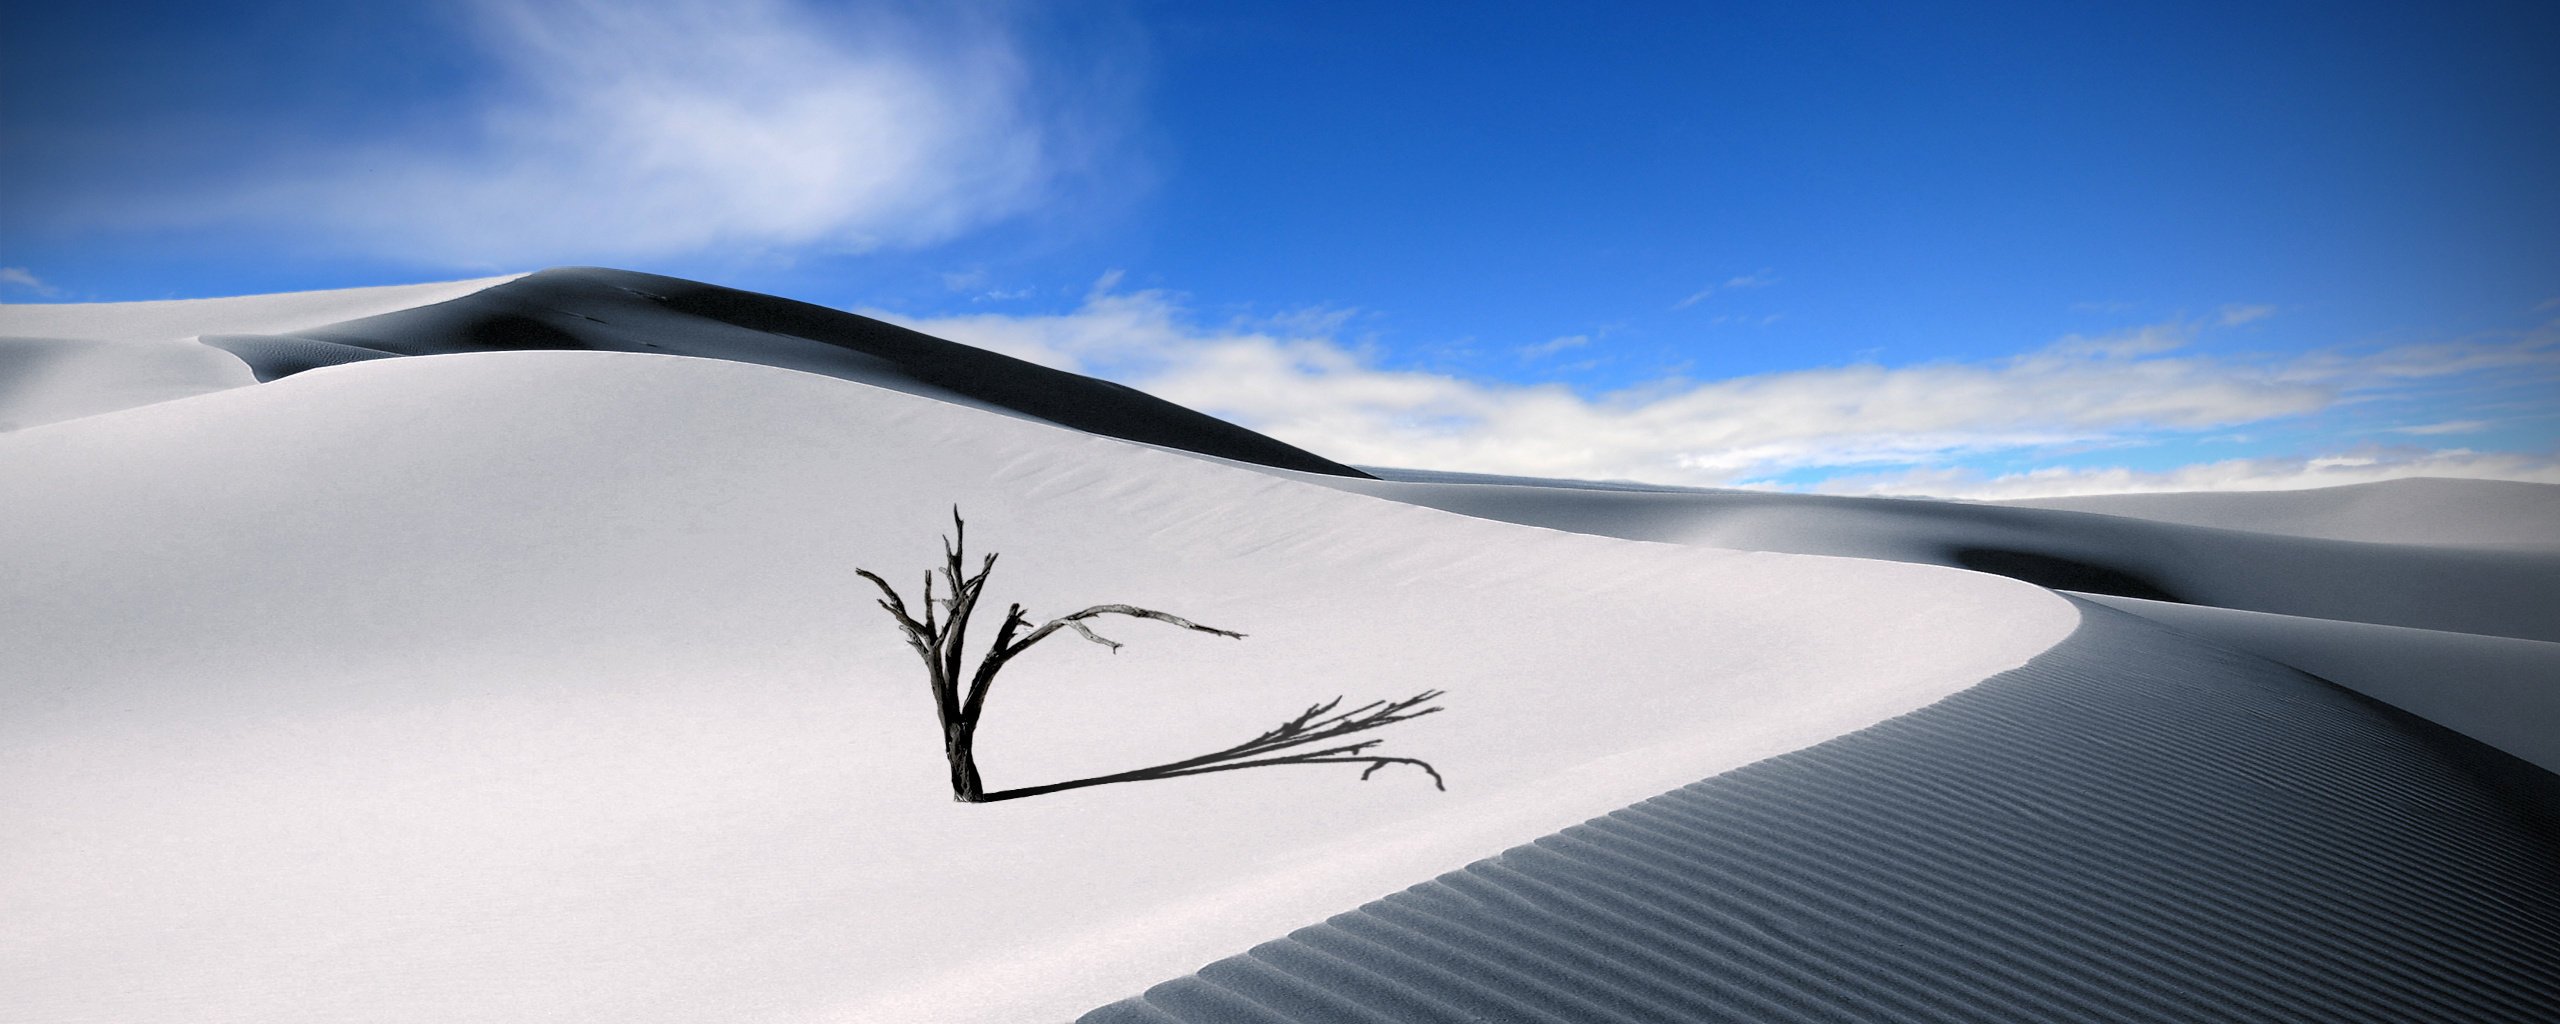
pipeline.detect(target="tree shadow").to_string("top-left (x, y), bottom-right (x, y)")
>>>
top-left (857, 508), bottom-right (1446, 803)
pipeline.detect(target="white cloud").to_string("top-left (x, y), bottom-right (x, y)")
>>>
top-left (157, 0), bottom-right (1114, 265)
top-left (2217, 303), bottom-right (2277, 326)
top-left (1521, 334), bottom-right (1590, 358)
top-left (1671, 270), bottom-right (1777, 309)
top-left (2291, 330), bottom-right (2560, 381)
top-left (2391, 419), bottom-right (2491, 436)
top-left (873, 286), bottom-right (2541, 488)
top-left (0, 267), bottom-right (60, 297)
top-left (1804, 449), bottom-right (2560, 500)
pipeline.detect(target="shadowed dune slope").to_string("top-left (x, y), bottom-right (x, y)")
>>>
top-left (1325, 472), bottom-right (2560, 643)
top-left (202, 266), bottom-right (1367, 477)
top-left (1084, 601), bottom-right (2560, 1024)
top-left (2004, 477), bottom-right (2560, 551)
top-left (2072, 594), bottom-right (2560, 773)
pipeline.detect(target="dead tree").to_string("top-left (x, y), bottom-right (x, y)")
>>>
top-left (856, 508), bottom-right (1445, 803)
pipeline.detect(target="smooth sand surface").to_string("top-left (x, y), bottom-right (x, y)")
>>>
top-left (0, 333), bottom-right (255, 432)
top-left (0, 275), bottom-right (520, 431)
top-left (0, 276), bottom-right (524, 344)
top-left (0, 351), bottom-right (2070, 1024)
top-left (1085, 601), bottom-right (2560, 1023)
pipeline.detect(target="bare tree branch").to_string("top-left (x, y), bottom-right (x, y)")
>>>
top-left (1007, 604), bottom-right (1247, 657)
top-left (857, 508), bottom-right (1442, 803)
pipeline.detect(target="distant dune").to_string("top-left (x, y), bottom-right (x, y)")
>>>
top-left (1310, 468), bottom-right (2560, 775)
top-left (2, 270), bottom-right (2551, 1023)
top-left (1327, 469), bottom-right (2560, 642)
top-left (2003, 477), bottom-right (2560, 550)
top-left (202, 266), bottom-right (1369, 478)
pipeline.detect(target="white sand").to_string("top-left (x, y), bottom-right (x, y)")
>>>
top-left (0, 275), bottom-right (520, 431)
top-left (0, 275), bottom-right (524, 344)
top-left (0, 350), bottom-right (2071, 1024)
top-left (7, 273), bottom-right (2552, 1023)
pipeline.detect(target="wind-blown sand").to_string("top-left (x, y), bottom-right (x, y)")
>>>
top-left (3, 271), bottom-right (2551, 1023)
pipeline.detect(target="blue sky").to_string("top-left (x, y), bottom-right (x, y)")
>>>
top-left (5, 0), bottom-right (2555, 494)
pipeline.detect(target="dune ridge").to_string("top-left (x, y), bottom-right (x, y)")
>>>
top-left (207, 266), bottom-right (1368, 477)
top-left (1083, 601), bottom-right (2560, 1023)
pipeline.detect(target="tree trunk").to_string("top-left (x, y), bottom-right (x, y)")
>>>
top-left (945, 723), bottom-right (986, 802)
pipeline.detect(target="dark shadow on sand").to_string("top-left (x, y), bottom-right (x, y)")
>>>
top-left (1950, 546), bottom-right (2185, 602)
top-left (1082, 600), bottom-right (2560, 1023)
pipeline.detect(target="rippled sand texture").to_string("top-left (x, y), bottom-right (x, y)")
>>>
top-left (1086, 601), bottom-right (2560, 1023)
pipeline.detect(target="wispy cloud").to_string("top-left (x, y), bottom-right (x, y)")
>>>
top-left (875, 285), bottom-right (2559, 490)
top-left (1520, 334), bottom-right (1591, 358)
top-left (1672, 270), bottom-right (1777, 310)
top-left (1805, 448), bottom-right (2560, 499)
top-left (2390, 419), bottom-right (2491, 436)
top-left (123, 0), bottom-right (1124, 265)
top-left (2217, 303), bottom-right (2277, 326)
top-left (0, 267), bottom-right (61, 298)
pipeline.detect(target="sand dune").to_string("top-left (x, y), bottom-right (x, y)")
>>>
top-left (2004, 477), bottom-right (2560, 551)
top-left (0, 275), bottom-right (517, 431)
top-left (1086, 601), bottom-right (2560, 1023)
top-left (2071, 594), bottom-right (2560, 773)
top-left (4, 270), bottom-right (2551, 1023)
top-left (0, 275), bottom-right (523, 344)
top-left (205, 266), bottom-right (1366, 477)
top-left (0, 333), bottom-right (253, 432)
top-left (0, 350), bottom-right (2067, 1024)
top-left (1319, 470), bottom-right (2560, 643)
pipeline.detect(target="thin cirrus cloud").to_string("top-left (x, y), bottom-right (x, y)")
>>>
top-left (0, 267), bottom-right (60, 297)
top-left (1672, 271), bottom-right (1777, 310)
top-left (141, 0), bottom-right (1106, 266)
top-left (1807, 450), bottom-right (2560, 499)
top-left (879, 282), bottom-right (2560, 496)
